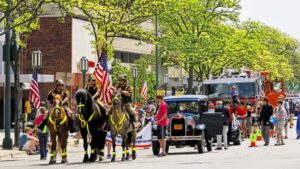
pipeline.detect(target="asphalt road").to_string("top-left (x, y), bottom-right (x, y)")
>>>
top-left (1, 127), bottom-right (300, 169)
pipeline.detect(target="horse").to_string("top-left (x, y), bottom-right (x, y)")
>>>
top-left (108, 90), bottom-right (137, 162)
top-left (75, 89), bottom-right (107, 163)
top-left (47, 95), bottom-right (69, 164)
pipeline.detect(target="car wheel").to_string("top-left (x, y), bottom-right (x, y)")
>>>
top-left (206, 140), bottom-right (212, 152)
top-left (234, 140), bottom-right (241, 145)
top-left (197, 132), bottom-right (205, 154)
top-left (152, 141), bottom-right (160, 155)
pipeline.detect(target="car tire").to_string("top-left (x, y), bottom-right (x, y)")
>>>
top-left (206, 140), bottom-right (212, 152)
top-left (234, 140), bottom-right (241, 145)
top-left (166, 144), bottom-right (169, 154)
top-left (197, 132), bottom-right (205, 154)
top-left (152, 141), bottom-right (160, 155)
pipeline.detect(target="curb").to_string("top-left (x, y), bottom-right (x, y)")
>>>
top-left (0, 151), bottom-right (24, 160)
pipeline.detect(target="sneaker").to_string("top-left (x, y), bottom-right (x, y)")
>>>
top-left (263, 143), bottom-right (269, 146)
top-left (215, 147), bottom-right (222, 150)
top-left (40, 158), bottom-right (47, 160)
top-left (274, 143), bottom-right (281, 146)
top-left (224, 147), bottom-right (228, 150)
top-left (281, 142), bottom-right (285, 145)
top-left (106, 154), bottom-right (111, 159)
top-left (284, 136), bottom-right (288, 139)
top-left (157, 153), bottom-right (167, 157)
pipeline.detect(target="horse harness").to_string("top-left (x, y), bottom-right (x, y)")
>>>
top-left (48, 106), bottom-right (68, 132)
top-left (77, 102), bottom-right (104, 134)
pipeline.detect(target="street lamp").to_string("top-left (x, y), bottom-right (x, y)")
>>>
top-left (132, 66), bottom-right (138, 103)
top-left (32, 50), bottom-right (42, 69)
top-left (80, 56), bottom-right (89, 88)
top-left (163, 74), bottom-right (169, 96)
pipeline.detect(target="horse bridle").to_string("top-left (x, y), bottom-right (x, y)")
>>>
top-left (48, 106), bottom-right (67, 131)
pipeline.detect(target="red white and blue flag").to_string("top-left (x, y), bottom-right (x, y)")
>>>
top-left (141, 81), bottom-right (148, 102)
top-left (94, 51), bottom-right (114, 104)
top-left (29, 68), bottom-right (40, 109)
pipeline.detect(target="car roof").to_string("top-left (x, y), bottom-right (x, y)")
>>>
top-left (164, 95), bottom-right (208, 102)
top-left (203, 78), bottom-right (256, 84)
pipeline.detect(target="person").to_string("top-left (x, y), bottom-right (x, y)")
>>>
top-left (154, 95), bottom-right (168, 157)
top-left (85, 75), bottom-right (100, 100)
top-left (282, 97), bottom-right (290, 139)
top-left (47, 79), bottom-right (76, 133)
top-left (274, 100), bottom-right (287, 146)
top-left (215, 101), bottom-right (230, 150)
top-left (236, 102), bottom-right (247, 140)
top-left (34, 105), bottom-right (49, 160)
top-left (288, 99), bottom-right (296, 128)
top-left (246, 104), bottom-right (253, 137)
top-left (296, 103), bottom-right (300, 139)
top-left (230, 85), bottom-right (239, 112)
top-left (115, 75), bottom-right (137, 127)
top-left (215, 101), bottom-right (223, 112)
top-left (144, 107), bottom-right (155, 126)
top-left (135, 102), bottom-right (145, 128)
top-left (19, 127), bottom-right (39, 155)
top-left (208, 101), bottom-right (216, 113)
top-left (259, 97), bottom-right (273, 146)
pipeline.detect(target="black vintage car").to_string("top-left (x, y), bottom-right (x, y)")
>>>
top-left (152, 95), bottom-right (224, 155)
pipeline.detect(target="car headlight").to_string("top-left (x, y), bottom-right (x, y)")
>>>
top-left (196, 124), bottom-right (205, 130)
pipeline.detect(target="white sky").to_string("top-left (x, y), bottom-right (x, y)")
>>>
top-left (240, 0), bottom-right (300, 40)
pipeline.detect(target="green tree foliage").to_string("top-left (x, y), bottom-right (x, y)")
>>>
top-left (159, 0), bottom-right (241, 93)
top-left (62, 0), bottom-right (165, 58)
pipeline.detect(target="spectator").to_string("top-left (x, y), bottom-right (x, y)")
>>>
top-left (144, 107), bottom-right (155, 126)
top-left (259, 97), bottom-right (273, 146)
top-left (274, 100), bottom-right (287, 146)
top-left (215, 101), bottom-right (230, 150)
top-left (296, 103), bottom-right (300, 139)
top-left (19, 127), bottom-right (39, 155)
top-left (154, 95), bottom-right (168, 157)
top-left (215, 101), bottom-right (223, 112)
top-left (230, 85), bottom-right (240, 112)
top-left (288, 99), bottom-right (296, 128)
top-left (236, 102), bottom-right (247, 140)
top-left (135, 102), bottom-right (145, 129)
top-left (246, 105), bottom-right (253, 137)
top-left (282, 97), bottom-right (290, 139)
top-left (34, 106), bottom-right (49, 160)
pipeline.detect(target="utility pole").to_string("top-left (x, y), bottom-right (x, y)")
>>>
top-left (155, 14), bottom-right (159, 90)
top-left (2, 0), bottom-right (13, 149)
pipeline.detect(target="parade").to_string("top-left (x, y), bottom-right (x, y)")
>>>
top-left (1, 0), bottom-right (300, 169)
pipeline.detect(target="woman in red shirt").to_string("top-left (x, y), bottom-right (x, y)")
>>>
top-left (236, 102), bottom-right (247, 140)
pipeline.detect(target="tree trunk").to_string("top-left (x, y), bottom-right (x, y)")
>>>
top-left (187, 64), bottom-right (194, 94)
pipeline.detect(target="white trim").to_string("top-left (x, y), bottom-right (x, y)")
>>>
top-left (0, 74), bottom-right (54, 83)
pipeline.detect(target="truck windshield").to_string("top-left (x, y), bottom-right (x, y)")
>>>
top-left (166, 101), bottom-right (199, 114)
top-left (204, 83), bottom-right (255, 99)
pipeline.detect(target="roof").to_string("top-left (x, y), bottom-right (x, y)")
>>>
top-left (164, 95), bottom-right (208, 102)
top-left (203, 77), bottom-right (256, 85)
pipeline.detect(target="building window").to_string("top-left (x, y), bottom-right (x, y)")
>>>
top-left (115, 51), bottom-right (141, 64)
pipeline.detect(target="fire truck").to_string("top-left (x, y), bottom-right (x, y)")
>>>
top-left (202, 68), bottom-right (285, 107)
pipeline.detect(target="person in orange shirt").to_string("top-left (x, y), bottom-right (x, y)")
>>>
top-left (236, 102), bottom-right (247, 140)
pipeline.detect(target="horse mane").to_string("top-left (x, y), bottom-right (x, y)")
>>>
top-left (76, 89), bottom-right (94, 116)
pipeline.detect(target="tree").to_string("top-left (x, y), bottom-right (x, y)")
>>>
top-left (159, 0), bottom-right (241, 93)
top-left (61, 0), bottom-right (165, 59)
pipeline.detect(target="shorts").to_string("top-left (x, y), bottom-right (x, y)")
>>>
top-left (276, 124), bottom-right (284, 135)
top-left (22, 141), bottom-right (31, 151)
top-left (157, 126), bottom-right (166, 139)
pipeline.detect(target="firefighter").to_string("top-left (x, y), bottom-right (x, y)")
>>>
top-left (47, 79), bottom-right (76, 133)
top-left (115, 74), bottom-right (137, 127)
top-left (85, 75), bottom-right (100, 100)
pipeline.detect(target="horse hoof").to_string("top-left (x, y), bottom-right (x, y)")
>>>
top-left (83, 155), bottom-right (89, 163)
top-left (99, 156), bottom-right (105, 162)
top-left (125, 156), bottom-right (130, 161)
top-left (132, 155), bottom-right (136, 160)
top-left (49, 160), bottom-right (56, 165)
top-left (121, 157), bottom-right (125, 161)
top-left (89, 155), bottom-right (97, 162)
top-left (61, 159), bottom-right (68, 164)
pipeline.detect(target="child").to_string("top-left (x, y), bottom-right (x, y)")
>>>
top-left (144, 108), bottom-right (155, 126)
top-left (19, 127), bottom-right (39, 155)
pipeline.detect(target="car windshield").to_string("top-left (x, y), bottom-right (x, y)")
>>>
top-left (204, 83), bottom-right (255, 99)
top-left (166, 101), bottom-right (199, 114)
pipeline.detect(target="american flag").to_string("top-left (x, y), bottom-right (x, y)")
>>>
top-left (141, 81), bottom-right (148, 102)
top-left (94, 51), bottom-right (113, 104)
top-left (29, 68), bottom-right (40, 109)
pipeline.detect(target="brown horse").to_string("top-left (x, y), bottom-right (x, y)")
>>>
top-left (47, 95), bottom-right (69, 164)
top-left (108, 90), bottom-right (137, 162)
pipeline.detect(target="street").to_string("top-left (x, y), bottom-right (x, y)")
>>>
top-left (1, 126), bottom-right (300, 169)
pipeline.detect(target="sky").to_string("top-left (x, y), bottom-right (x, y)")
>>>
top-left (240, 0), bottom-right (300, 40)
